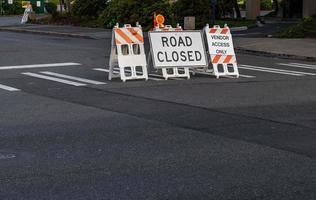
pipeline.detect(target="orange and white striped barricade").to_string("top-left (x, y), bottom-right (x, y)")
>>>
top-left (21, 3), bottom-right (33, 24)
top-left (204, 24), bottom-right (239, 78)
top-left (150, 25), bottom-right (191, 80)
top-left (108, 23), bottom-right (148, 82)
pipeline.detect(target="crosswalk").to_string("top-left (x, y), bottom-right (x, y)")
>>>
top-left (0, 83), bottom-right (20, 92)
top-left (0, 61), bottom-right (316, 93)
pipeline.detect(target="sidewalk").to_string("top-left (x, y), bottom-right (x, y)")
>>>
top-left (0, 24), bottom-right (111, 39)
top-left (234, 37), bottom-right (316, 61)
top-left (0, 20), bottom-right (315, 61)
top-left (0, 16), bottom-right (22, 26)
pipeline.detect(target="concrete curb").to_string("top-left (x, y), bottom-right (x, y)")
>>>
top-left (2, 26), bottom-right (314, 62)
top-left (235, 47), bottom-right (316, 62)
top-left (0, 27), bottom-right (96, 40)
top-left (230, 26), bottom-right (248, 32)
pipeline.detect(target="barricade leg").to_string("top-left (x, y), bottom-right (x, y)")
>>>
top-left (108, 46), bottom-right (120, 81)
top-left (162, 67), bottom-right (190, 80)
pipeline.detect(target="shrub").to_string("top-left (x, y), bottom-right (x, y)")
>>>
top-left (279, 16), bottom-right (316, 38)
top-left (98, 0), bottom-right (172, 30)
top-left (172, 0), bottom-right (211, 28)
top-left (261, 0), bottom-right (273, 10)
top-left (45, 2), bottom-right (57, 15)
top-left (72, 0), bottom-right (107, 18)
top-left (3, 0), bottom-right (24, 15)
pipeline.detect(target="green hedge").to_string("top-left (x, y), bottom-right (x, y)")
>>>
top-left (261, 0), bottom-right (273, 10)
top-left (45, 2), bottom-right (57, 15)
top-left (98, 0), bottom-right (172, 30)
top-left (279, 16), bottom-right (316, 38)
top-left (72, 0), bottom-right (107, 18)
top-left (172, 0), bottom-right (211, 28)
top-left (2, 0), bottom-right (24, 15)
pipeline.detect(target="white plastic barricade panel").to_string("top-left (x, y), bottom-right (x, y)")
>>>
top-left (21, 6), bottom-right (32, 24)
top-left (108, 23), bottom-right (148, 82)
top-left (149, 29), bottom-right (207, 80)
top-left (204, 24), bottom-right (239, 78)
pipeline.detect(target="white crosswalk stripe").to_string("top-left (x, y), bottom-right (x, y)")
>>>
top-left (239, 64), bottom-right (316, 76)
top-left (40, 71), bottom-right (106, 85)
top-left (187, 69), bottom-right (255, 78)
top-left (0, 84), bottom-right (20, 92)
top-left (0, 63), bottom-right (81, 70)
top-left (239, 65), bottom-right (302, 76)
top-left (290, 63), bottom-right (316, 68)
top-left (278, 63), bottom-right (316, 70)
top-left (22, 72), bottom-right (86, 86)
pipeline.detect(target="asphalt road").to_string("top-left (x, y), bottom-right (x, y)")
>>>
top-left (0, 31), bottom-right (315, 200)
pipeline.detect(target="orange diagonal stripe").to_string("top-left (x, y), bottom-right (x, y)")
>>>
top-left (210, 29), bottom-right (217, 33)
top-left (115, 39), bottom-right (121, 45)
top-left (221, 29), bottom-right (229, 34)
top-left (212, 55), bottom-right (222, 63)
top-left (127, 28), bottom-right (144, 43)
top-left (115, 28), bottom-right (133, 44)
top-left (223, 55), bottom-right (233, 63)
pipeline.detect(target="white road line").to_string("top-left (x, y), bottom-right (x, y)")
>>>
top-left (93, 68), bottom-right (109, 72)
top-left (239, 66), bottom-right (303, 76)
top-left (40, 71), bottom-right (106, 85)
top-left (278, 63), bottom-right (316, 70)
top-left (239, 74), bottom-right (256, 78)
top-left (22, 72), bottom-right (86, 86)
top-left (179, 68), bottom-right (255, 78)
top-left (0, 84), bottom-right (20, 91)
top-left (240, 64), bottom-right (316, 76)
top-left (290, 63), bottom-right (316, 68)
top-left (0, 63), bottom-right (81, 70)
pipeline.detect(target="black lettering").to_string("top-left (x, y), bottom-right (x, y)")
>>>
top-left (161, 37), bottom-right (169, 47)
top-left (195, 51), bottom-right (202, 61)
top-left (157, 52), bottom-right (164, 62)
top-left (164, 52), bottom-right (172, 62)
top-left (170, 37), bottom-right (177, 47)
top-left (185, 36), bottom-right (192, 46)
top-left (178, 36), bottom-right (185, 47)
top-left (180, 51), bottom-right (187, 61)
top-left (187, 51), bottom-right (194, 61)
top-left (172, 52), bottom-right (179, 61)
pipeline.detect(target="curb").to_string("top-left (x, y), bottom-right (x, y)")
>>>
top-left (0, 27), bottom-right (96, 40)
top-left (230, 26), bottom-right (248, 32)
top-left (235, 47), bottom-right (316, 62)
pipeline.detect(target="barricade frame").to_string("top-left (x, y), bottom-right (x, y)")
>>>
top-left (108, 23), bottom-right (149, 82)
top-left (204, 24), bottom-right (239, 79)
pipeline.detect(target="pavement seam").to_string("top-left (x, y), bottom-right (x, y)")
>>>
top-left (12, 85), bottom-right (316, 160)
top-left (95, 88), bottom-right (316, 131)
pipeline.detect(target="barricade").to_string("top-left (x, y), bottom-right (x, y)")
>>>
top-left (204, 24), bottom-right (239, 78)
top-left (150, 24), bottom-right (191, 80)
top-left (108, 23), bottom-right (148, 82)
top-left (21, 3), bottom-right (33, 24)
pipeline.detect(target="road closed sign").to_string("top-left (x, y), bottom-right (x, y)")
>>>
top-left (149, 31), bottom-right (207, 68)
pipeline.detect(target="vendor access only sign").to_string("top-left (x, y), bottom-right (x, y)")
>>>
top-left (149, 31), bottom-right (207, 69)
top-left (205, 27), bottom-right (235, 56)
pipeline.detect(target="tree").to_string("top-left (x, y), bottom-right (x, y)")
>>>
top-left (98, 0), bottom-right (172, 30)
top-left (172, 0), bottom-right (212, 28)
top-left (274, 0), bottom-right (279, 14)
top-left (62, 0), bottom-right (71, 13)
top-left (233, 0), bottom-right (241, 19)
